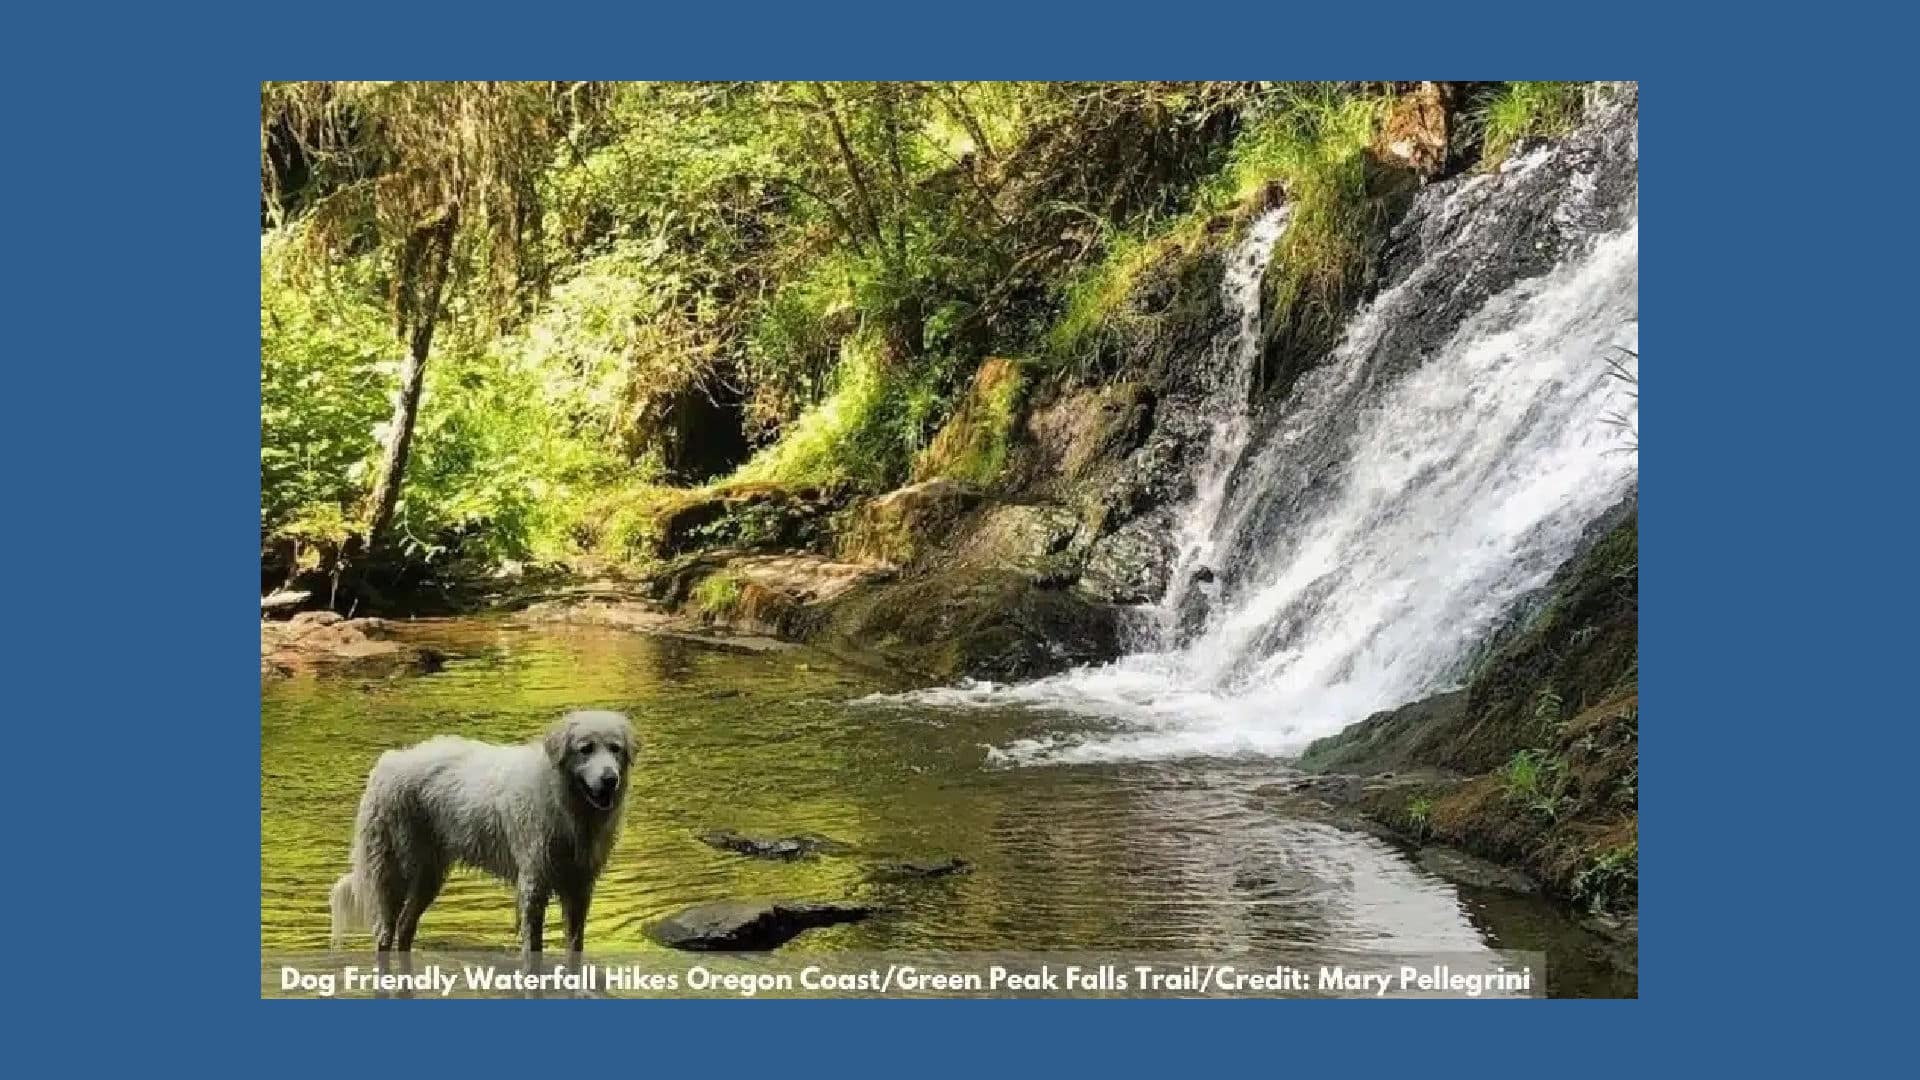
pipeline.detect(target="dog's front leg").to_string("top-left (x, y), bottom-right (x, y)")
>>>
top-left (559, 884), bottom-right (590, 959)
top-left (518, 880), bottom-right (550, 956)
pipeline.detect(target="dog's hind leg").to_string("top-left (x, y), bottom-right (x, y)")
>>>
top-left (394, 861), bottom-right (446, 952)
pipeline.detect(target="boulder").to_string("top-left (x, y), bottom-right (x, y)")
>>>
top-left (647, 899), bottom-right (875, 951)
top-left (1080, 518), bottom-right (1175, 605)
top-left (836, 479), bottom-right (981, 567)
top-left (260, 615), bottom-right (442, 676)
top-left (807, 567), bottom-right (1122, 681)
top-left (1375, 81), bottom-right (1456, 178)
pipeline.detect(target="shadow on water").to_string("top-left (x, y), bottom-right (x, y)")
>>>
top-left (262, 618), bottom-right (1632, 996)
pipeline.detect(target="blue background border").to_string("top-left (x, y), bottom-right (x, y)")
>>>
top-left (12, 0), bottom-right (1892, 1071)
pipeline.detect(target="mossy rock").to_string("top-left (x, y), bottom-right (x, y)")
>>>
top-left (1297, 690), bottom-right (1468, 774)
top-left (835, 479), bottom-right (982, 567)
top-left (1445, 507), bottom-right (1637, 775)
top-left (806, 567), bottom-right (1122, 680)
top-left (913, 358), bottom-right (1029, 489)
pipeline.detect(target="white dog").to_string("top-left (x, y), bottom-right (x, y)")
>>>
top-left (329, 710), bottom-right (636, 955)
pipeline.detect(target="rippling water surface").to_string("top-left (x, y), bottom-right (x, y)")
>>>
top-left (262, 619), bottom-right (1629, 995)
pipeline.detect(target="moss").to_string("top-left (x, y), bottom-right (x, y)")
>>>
top-left (834, 479), bottom-right (981, 567)
top-left (913, 359), bottom-right (1029, 488)
top-left (584, 481), bottom-right (842, 568)
top-left (689, 571), bottom-right (745, 618)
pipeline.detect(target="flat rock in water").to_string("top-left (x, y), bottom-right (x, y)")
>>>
top-left (698, 829), bottom-right (851, 860)
top-left (648, 899), bottom-right (875, 951)
top-left (870, 856), bottom-right (971, 880)
top-left (1416, 846), bottom-right (1540, 894)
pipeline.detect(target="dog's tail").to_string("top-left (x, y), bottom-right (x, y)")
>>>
top-left (329, 871), bottom-right (371, 948)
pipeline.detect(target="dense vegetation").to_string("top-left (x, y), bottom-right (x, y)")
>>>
top-left (261, 81), bottom-right (1584, 601)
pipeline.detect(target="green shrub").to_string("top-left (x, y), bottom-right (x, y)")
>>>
top-left (1572, 841), bottom-right (1638, 913)
top-left (1406, 795), bottom-right (1435, 838)
top-left (1502, 750), bottom-right (1569, 821)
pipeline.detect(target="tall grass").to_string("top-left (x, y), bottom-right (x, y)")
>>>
top-left (1477, 82), bottom-right (1584, 168)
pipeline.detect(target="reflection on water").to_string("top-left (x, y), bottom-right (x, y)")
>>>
top-left (261, 619), bottom-right (1631, 995)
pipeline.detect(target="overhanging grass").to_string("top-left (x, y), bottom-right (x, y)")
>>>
top-left (730, 335), bottom-right (900, 491)
top-left (1477, 82), bottom-right (1584, 168)
top-left (1044, 87), bottom-right (1391, 370)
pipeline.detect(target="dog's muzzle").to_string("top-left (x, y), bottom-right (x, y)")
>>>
top-left (578, 773), bottom-right (619, 811)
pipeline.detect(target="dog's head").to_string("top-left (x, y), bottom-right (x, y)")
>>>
top-left (544, 710), bottom-right (637, 813)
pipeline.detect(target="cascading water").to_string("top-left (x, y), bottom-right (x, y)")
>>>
top-left (1159, 205), bottom-right (1292, 635)
top-left (883, 90), bottom-right (1639, 768)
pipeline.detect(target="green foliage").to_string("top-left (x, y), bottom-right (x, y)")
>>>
top-left (1247, 89), bottom-right (1393, 361)
top-left (1043, 86), bottom-right (1390, 371)
top-left (260, 233), bottom-right (391, 565)
top-left (690, 571), bottom-right (745, 619)
top-left (915, 359), bottom-right (1027, 487)
top-left (1477, 82), bottom-right (1584, 168)
top-left (731, 336), bottom-right (898, 489)
top-left (1501, 749), bottom-right (1569, 821)
top-left (1405, 795), bottom-right (1435, 838)
top-left (1533, 687), bottom-right (1567, 731)
top-left (1571, 841), bottom-right (1638, 913)
top-left (260, 82), bottom-right (1431, 585)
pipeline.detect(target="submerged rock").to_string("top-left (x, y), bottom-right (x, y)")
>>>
top-left (1417, 846), bottom-right (1539, 894)
top-left (648, 899), bottom-right (875, 951)
top-left (698, 830), bottom-right (851, 860)
top-left (870, 856), bottom-right (971, 881)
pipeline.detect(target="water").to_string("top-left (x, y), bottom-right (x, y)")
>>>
top-left (1160, 206), bottom-right (1292, 631)
top-left (261, 620), bottom-right (1628, 995)
top-left (894, 115), bottom-right (1638, 767)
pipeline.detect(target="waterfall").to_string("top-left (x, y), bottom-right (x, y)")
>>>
top-left (1159, 206), bottom-right (1292, 637)
top-left (885, 95), bottom-right (1639, 767)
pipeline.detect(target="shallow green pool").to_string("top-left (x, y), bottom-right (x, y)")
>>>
top-left (262, 617), bottom-right (1631, 995)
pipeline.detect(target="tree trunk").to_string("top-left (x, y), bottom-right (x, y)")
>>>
top-left (364, 207), bottom-right (458, 552)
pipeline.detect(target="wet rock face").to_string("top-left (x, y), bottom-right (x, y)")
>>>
top-left (1079, 517), bottom-right (1175, 605)
top-left (1221, 86), bottom-right (1638, 583)
top-left (648, 899), bottom-right (875, 951)
top-left (1369, 83), bottom-right (1638, 383)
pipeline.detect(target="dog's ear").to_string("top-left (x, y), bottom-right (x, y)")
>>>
top-left (544, 717), bottom-right (573, 768)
